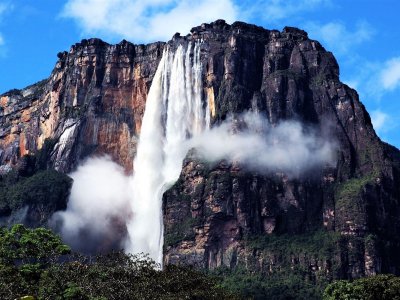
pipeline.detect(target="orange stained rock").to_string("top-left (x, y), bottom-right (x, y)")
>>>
top-left (207, 87), bottom-right (216, 117)
top-left (21, 109), bottom-right (31, 122)
top-left (0, 96), bottom-right (9, 107)
top-left (19, 132), bottom-right (29, 156)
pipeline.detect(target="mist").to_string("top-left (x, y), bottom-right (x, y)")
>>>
top-left (50, 156), bottom-right (132, 253)
top-left (50, 111), bottom-right (336, 255)
top-left (187, 112), bottom-right (336, 177)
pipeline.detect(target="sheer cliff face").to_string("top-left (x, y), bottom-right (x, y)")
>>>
top-left (1, 20), bottom-right (400, 279)
top-left (0, 39), bottom-right (164, 173)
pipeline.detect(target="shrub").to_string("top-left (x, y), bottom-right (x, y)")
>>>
top-left (0, 225), bottom-right (235, 300)
top-left (324, 274), bottom-right (400, 300)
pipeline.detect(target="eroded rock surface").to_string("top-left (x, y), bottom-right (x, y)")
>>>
top-left (0, 39), bottom-right (164, 173)
top-left (162, 21), bottom-right (400, 280)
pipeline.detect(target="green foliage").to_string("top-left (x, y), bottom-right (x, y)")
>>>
top-left (0, 225), bottom-right (71, 299)
top-left (334, 173), bottom-right (376, 226)
top-left (324, 280), bottom-right (363, 300)
top-left (323, 274), bottom-right (400, 300)
top-left (1, 251), bottom-right (235, 300)
top-left (0, 138), bottom-right (72, 223)
top-left (164, 217), bottom-right (199, 247)
top-left (2, 88), bottom-right (22, 96)
top-left (0, 169), bottom-right (72, 212)
top-left (0, 225), bottom-right (234, 300)
top-left (211, 266), bottom-right (324, 300)
top-left (0, 224), bottom-right (71, 264)
top-left (246, 230), bottom-right (341, 260)
top-left (336, 174), bottom-right (374, 202)
top-left (62, 283), bottom-right (88, 300)
top-left (214, 230), bottom-right (344, 299)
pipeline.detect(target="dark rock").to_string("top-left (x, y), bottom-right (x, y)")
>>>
top-left (159, 20), bottom-right (400, 282)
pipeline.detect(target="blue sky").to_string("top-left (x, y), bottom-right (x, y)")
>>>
top-left (0, 0), bottom-right (399, 148)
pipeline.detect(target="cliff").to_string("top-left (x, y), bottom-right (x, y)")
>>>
top-left (0, 38), bottom-right (164, 173)
top-left (160, 21), bottom-right (400, 280)
top-left (1, 20), bottom-right (400, 290)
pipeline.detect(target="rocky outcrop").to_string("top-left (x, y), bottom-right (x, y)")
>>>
top-left (161, 20), bottom-right (400, 281)
top-left (0, 38), bottom-right (164, 173)
top-left (1, 20), bottom-right (400, 283)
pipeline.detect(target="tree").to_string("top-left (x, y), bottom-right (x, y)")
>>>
top-left (0, 224), bottom-right (71, 299)
top-left (0, 224), bottom-right (70, 263)
top-left (0, 225), bottom-right (236, 300)
top-left (324, 274), bottom-right (400, 300)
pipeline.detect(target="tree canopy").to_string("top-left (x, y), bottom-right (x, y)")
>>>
top-left (0, 225), bottom-right (236, 300)
top-left (323, 274), bottom-right (400, 300)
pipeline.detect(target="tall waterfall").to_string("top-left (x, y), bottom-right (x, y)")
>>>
top-left (125, 42), bottom-right (209, 265)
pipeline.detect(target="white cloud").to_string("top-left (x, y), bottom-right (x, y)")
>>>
top-left (306, 21), bottom-right (374, 54)
top-left (188, 112), bottom-right (337, 177)
top-left (0, 3), bottom-right (7, 38)
top-left (0, 2), bottom-right (8, 56)
top-left (51, 156), bottom-right (132, 253)
top-left (246, 0), bottom-right (331, 23)
top-left (380, 57), bottom-right (400, 91)
top-left (345, 56), bottom-right (400, 102)
top-left (0, 3), bottom-right (8, 15)
top-left (371, 110), bottom-right (389, 133)
top-left (62, 0), bottom-right (238, 42)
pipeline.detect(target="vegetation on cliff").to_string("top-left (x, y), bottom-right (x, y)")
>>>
top-left (0, 225), bottom-right (236, 300)
top-left (323, 274), bottom-right (400, 300)
top-left (0, 169), bottom-right (72, 215)
top-left (0, 139), bottom-right (72, 226)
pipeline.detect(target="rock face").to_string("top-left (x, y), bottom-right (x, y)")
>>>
top-left (0, 38), bottom-right (164, 173)
top-left (1, 20), bottom-right (400, 282)
top-left (161, 21), bottom-right (400, 280)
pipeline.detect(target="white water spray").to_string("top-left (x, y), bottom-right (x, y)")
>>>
top-left (125, 42), bottom-right (209, 265)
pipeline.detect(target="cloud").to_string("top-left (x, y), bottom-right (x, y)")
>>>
top-left (242, 0), bottom-right (331, 23)
top-left (62, 0), bottom-right (334, 43)
top-left (342, 60), bottom-right (379, 97)
top-left (306, 21), bottom-right (374, 55)
top-left (62, 0), bottom-right (238, 42)
top-left (344, 56), bottom-right (400, 102)
top-left (187, 112), bottom-right (337, 177)
top-left (371, 110), bottom-right (390, 133)
top-left (0, 2), bottom-right (9, 15)
top-left (50, 156), bottom-right (132, 253)
top-left (0, 3), bottom-right (7, 45)
top-left (0, 1), bottom-right (11, 56)
top-left (380, 57), bottom-right (400, 91)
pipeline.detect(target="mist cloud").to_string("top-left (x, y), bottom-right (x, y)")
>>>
top-left (62, 0), bottom-right (237, 43)
top-left (380, 57), bottom-right (400, 91)
top-left (187, 112), bottom-right (336, 177)
top-left (51, 156), bottom-right (132, 253)
top-left (52, 112), bottom-right (336, 253)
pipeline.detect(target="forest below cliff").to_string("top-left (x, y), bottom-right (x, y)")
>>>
top-left (1, 224), bottom-right (400, 300)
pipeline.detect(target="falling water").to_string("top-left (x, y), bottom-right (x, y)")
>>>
top-left (125, 42), bottom-right (209, 265)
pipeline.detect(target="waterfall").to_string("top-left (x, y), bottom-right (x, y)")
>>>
top-left (125, 42), bottom-right (209, 265)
